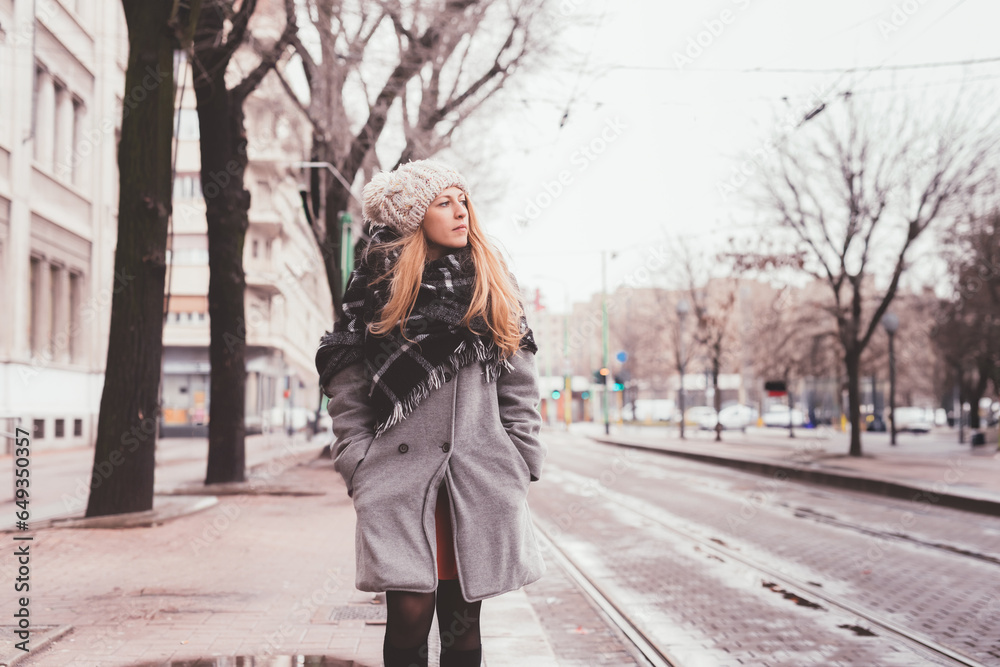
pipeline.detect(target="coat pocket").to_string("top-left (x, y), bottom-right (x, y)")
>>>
top-left (505, 432), bottom-right (532, 486)
top-left (346, 437), bottom-right (378, 497)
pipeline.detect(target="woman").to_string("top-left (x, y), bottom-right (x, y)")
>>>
top-left (315, 159), bottom-right (546, 667)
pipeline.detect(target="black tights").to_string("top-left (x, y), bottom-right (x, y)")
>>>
top-left (383, 580), bottom-right (482, 667)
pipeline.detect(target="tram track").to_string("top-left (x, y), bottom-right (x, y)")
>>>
top-left (534, 523), bottom-right (678, 667)
top-left (536, 464), bottom-right (990, 667)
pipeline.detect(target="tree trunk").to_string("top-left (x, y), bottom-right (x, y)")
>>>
top-left (678, 361), bottom-right (686, 441)
top-left (846, 350), bottom-right (863, 456)
top-left (712, 359), bottom-right (722, 442)
top-left (968, 371), bottom-right (988, 430)
top-left (194, 73), bottom-right (249, 484)
top-left (85, 1), bottom-right (175, 517)
top-left (786, 374), bottom-right (795, 439)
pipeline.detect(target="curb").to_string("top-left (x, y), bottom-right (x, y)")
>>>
top-left (590, 436), bottom-right (1000, 517)
top-left (0, 624), bottom-right (73, 666)
top-left (0, 496), bottom-right (218, 532)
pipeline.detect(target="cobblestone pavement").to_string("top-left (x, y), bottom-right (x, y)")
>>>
top-left (9, 458), bottom-right (384, 667)
top-left (530, 431), bottom-right (1000, 666)
top-left (0, 449), bottom-right (637, 666)
top-left (520, 548), bottom-right (641, 665)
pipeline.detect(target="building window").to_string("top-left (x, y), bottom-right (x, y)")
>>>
top-left (256, 180), bottom-right (272, 210)
top-left (54, 81), bottom-right (72, 178)
top-left (28, 256), bottom-right (41, 356)
top-left (174, 108), bottom-right (199, 141)
top-left (74, 418), bottom-right (82, 436)
top-left (172, 173), bottom-right (202, 200)
top-left (49, 263), bottom-right (60, 355)
top-left (33, 419), bottom-right (44, 439)
top-left (71, 98), bottom-right (86, 186)
top-left (265, 240), bottom-right (272, 259)
top-left (252, 239), bottom-right (259, 259)
top-left (33, 66), bottom-right (54, 168)
top-left (169, 234), bottom-right (208, 265)
top-left (69, 272), bottom-right (82, 362)
top-left (55, 419), bottom-right (64, 437)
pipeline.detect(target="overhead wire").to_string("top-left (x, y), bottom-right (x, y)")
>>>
top-left (602, 54), bottom-right (1000, 75)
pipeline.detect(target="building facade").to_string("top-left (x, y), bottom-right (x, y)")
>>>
top-left (0, 1), bottom-right (332, 447)
top-left (160, 46), bottom-right (332, 437)
top-left (0, 0), bottom-right (127, 450)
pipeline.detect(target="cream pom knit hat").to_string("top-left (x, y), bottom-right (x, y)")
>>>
top-left (362, 159), bottom-right (470, 236)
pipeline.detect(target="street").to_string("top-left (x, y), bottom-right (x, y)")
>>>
top-left (530, 430), bottom-right (1000, 666)
top-left (0, 433), bottom-right (321, 530)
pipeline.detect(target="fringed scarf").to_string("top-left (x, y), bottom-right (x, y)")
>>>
top-left (315, 226), bottom-right (537, 437)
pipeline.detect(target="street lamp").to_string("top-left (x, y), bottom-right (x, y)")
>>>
top-left (292, 161), bottom-right (360, 204)
top-left (600, 251), bottom-right (617, 435)
top-left (676, 299), bottom-right (690, 440)
top-left (882, 312), bottom-right (900, 446)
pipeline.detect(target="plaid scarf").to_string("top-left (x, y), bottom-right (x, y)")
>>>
top-left (315, 226), bottom-right (537, 437)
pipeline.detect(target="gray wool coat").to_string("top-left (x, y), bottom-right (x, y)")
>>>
top-left (324, 349), bottom-right (546, 603)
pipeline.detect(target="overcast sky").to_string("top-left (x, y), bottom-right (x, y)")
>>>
top-left (463, 0), bottom-right (1000, 311)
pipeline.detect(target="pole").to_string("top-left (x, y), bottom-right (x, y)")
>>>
top-left (956, 366), bottom-right (965, 444)
top-left (563, 312), bottom-right (571, 428)
top-left (340, 212), bottom-right (353, 292)
top-left (888, 331), bottom-right (897, 446)
top-left (871, 371), bottom-right (878, 432)
top-left (677, 304), bottom-right (688, 440)
top-left (601, 251), bottom-right (610, 436)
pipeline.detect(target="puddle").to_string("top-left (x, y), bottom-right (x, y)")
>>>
top-left (129, 659), bottom-right (360, 666)
top-left (839, 623), bottom-right (878, 637)
top-left (761, 581), bottom-right (826, 609)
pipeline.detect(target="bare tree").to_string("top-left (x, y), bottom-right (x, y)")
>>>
top-left (87, 1), bottom-right (201, 517)
top-left (278, 0), bottom-right (553, 315)
top-left (608, 288), bottom-right (669, 420)
top-left (648, 288), bottom-right (697, 438)
top-left (191, 0), bottom-right (297, 484)
top-left (932, 209), bottom-right (1000, 433)
top-left (752, 94), bottom-right (996, 456)
top-left (748, 286), bottom-right (836, 438)
top-left (689, 280), bottom-right (737, 442)
top-left (672, 241), bottom-right (739, 442)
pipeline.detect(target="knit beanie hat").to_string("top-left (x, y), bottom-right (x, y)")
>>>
top-left (362, 159), bottom-right (470, 236)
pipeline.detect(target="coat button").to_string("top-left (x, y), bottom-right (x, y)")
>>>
top-left (398, 443), bottom-right (409, 454)
top-left (441, 442), bottom-right (451, 453)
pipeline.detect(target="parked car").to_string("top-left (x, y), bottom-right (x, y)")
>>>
top-left (762, 404), bottom-right (804, 427)
top-left (685, 406), bottom-right (719, 428)
top-left (698, 404), bottom-right (759, 431)
top-left (626, 399), bottom-right (676, 423)
top-left (891, 407), bottom-right (933, 433)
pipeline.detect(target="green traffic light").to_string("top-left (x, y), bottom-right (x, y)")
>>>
top-left (551, 390), bottom-right (561, 399)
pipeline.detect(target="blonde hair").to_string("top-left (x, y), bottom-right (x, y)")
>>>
top-left (368, 198), bottom-right (526, 359)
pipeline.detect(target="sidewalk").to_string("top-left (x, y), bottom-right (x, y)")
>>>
top-left (0, 434), bottom-right (560, 666)
top-left (571, 421), bottom-right (1000, 515)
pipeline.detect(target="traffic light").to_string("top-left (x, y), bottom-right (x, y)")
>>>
top-left (551, 389), bottom-right (561, 399)
top-left (765, 380), bottom-right (787, 396)
top-left (592, 370), bottom-right (604, 384)
top-left (599, 367), bottom-right (610, 376)
top-left (612, 375), bottom-right (624, 391)
top-left (581, 391), bottom-right (591, 399)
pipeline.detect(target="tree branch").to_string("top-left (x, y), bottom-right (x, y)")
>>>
top-left (233, 0), bottom-right (297, 101)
